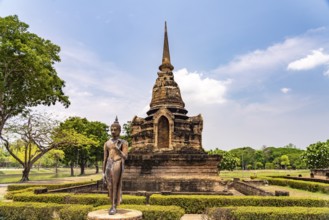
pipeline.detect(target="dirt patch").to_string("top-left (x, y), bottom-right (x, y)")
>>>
top-left (25, 174), bottom-right (101, 184)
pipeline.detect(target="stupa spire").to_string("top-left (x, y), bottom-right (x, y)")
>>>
top-left (159, 21), bottom-right (174, 71)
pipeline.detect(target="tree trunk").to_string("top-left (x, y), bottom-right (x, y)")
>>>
top-left (80, 163), bottom-right (85, 175)
top-left (20, 166), bottom-right (31, 182)
top-left (70, 162), bottom-right (74, 176)
top-left (95, 160), bottom-right (99, 174)
top-left (55, 158), bottom-right (58, 174)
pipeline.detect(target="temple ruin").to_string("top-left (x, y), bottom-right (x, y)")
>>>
top-left (130, 22), bottom-right (203, 152)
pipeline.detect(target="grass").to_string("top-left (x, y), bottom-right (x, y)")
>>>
top-left (219, 169), bottom-right (329, 199)
top-left (0, 168), bottom-right (101, 184)
top-left (259, 185), bottom-right (329, 199)
top-left (219, 169), bottom-right (310, 180)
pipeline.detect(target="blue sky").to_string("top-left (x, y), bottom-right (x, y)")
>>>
top-left (1, 0), bottom-right (329, 150)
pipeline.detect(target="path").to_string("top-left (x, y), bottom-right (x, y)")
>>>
top-left (180, 214), bottom-right (206, 220)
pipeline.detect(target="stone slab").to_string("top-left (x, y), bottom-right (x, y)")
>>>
top-left (87, 209), bottom-right (142, 220)
top-left (180, 214), bottom-right (207, 220)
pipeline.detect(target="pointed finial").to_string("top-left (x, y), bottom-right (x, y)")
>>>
top-left (159, 21), bottom-right (174, 71)
top-left (111, 116), bottom-right (121, 130)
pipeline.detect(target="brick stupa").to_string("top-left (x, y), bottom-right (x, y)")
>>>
top-left (123, 23), bottom-right (222, 193)
top-left (131, 22), bottom-right (203, 152)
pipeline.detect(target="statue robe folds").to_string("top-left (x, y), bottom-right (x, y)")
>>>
top-left (104, 139), bottom-right (128, 206)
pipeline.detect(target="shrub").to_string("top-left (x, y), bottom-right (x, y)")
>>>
top-left (265, 177), bottom-right (329, 194)
top-left (12, 192), bottom-right (145, 206)
top-left (206, 206), bottom-right (329, 220)
top-left (149, 194), bottom-right (329, 214)
top-left (0, 202), bottom-right (64, 220)
top-left (59, 205), bottom-right (93, 220)
top-left (0, 202), bottom-right (93, 220)
top-left (96, 204), bottom-right (185, 220)
top-left (5, 187), bottom-right (39, 200)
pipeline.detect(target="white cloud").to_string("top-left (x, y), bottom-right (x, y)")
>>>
top-left (324, 69), bottom-right (329, 77)
top-left (174, 68), bottom-right (231, 105)
top-left (281, 88), bottom-right (291, 94)
top-left (36, 44), bottom-right (150, 125)
top-left (212, 28), bottom-right (329, 91)
top-left (287, 48), bottom-right (329, 71)
top-left (214, 37), bottom-right (315, 75)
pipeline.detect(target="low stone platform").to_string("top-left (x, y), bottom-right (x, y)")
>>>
top-left (124, 151), bottom-right (221, 178)
top-left (87, 209), bottom-right (142, 220)
top-left (123, 176), bottom-right (225, 192)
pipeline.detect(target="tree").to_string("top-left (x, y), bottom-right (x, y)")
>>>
top-left (287, 153), bottom-right (307, 169)
top-left (280, 155), bottom-right (290, 169)
top-left (58, 117), bottom-right (106, 175)
top-left (229, 147), bottom-right (255, 170)
top-left (261, 144), bottom-right (305, 169)
top-left (121, 121), bottom-right (132, 147)
top-left (0, 15), bottom-right (69, 140)
top-left (86, 121), bottom-right (108, 174)
top-left (301, 140), bottom-right (329, 169)
top-left (1, 112), bottom-right (73, 181)
top-left (208, 148), bottom-right (239, 171)
top-left (265, 162), bottom-right (275, 169)
top-left (0, 146), bottom-right (10, 167)
top-left (45, 149), bottom-right (65, 174)
top-left (255, 161), bottom-right (263, 169)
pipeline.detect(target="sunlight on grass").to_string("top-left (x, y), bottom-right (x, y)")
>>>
top-left (259, 185), bottom-right (329, 199)
top-left (0, 168), bottom-right (100, 183)
top-left (219, 169), bottom-right (310, 180)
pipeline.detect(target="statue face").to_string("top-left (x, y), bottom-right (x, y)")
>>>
top-left (111, 125), bottom-right (120, 138)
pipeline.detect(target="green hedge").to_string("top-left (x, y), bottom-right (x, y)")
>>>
top-left (0, 202), bottom-right (93, 220)
top-left (5, 187), bottom-right (39, 200)
top-left (269, 175), bottom-right (329, 184)
top-left (96, 204), bottom-right (185, 220)
top-left (206, 206), bottom-right (329, 220)
top-left (12, 192), bottom-right (145, 206)
top-left (265, 177), bottom-right (329, 194)
top-left (149, 194), bottom-right (329, 214)
top-left (7, 180), bottom-right (96, 191)
top-left (59, 205), bottom-right (93, 220)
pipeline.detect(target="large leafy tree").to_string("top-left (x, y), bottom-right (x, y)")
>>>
top-left (0, 15), bottom-right (69, 138)
top-left (87, 121), bottom-right (108, 174)
top-left (59, 117), bottom-right (107, 175)
top-left (302, 140), bottom-right (329, 169)
top-left (1, 112), bottom-right (75, 182)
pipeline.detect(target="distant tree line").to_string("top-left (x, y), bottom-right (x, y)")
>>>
top-left (208, 143), bottom-right (310, 171)
top-left (208, 141), bottom-right (329, 171)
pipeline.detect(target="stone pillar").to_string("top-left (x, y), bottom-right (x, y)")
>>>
top-left (87, 209), bottom-right (142, 220)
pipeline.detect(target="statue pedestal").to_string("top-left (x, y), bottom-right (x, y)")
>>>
top-left (87, 209), bottom-right (142, 220)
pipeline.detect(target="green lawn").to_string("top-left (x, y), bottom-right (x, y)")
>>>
top-left (259, 185), bottom-right (329, 199)
top-left (0, 168), bottom-right (100, 183)
top-left (219, 169), bottom-right (310, 180)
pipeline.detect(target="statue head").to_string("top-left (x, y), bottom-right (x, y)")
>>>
top-left (110, 116), bottom-right (121, 139)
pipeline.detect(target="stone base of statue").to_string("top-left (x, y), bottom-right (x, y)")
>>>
top-left (87, 209), bottom-right (142, 220)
